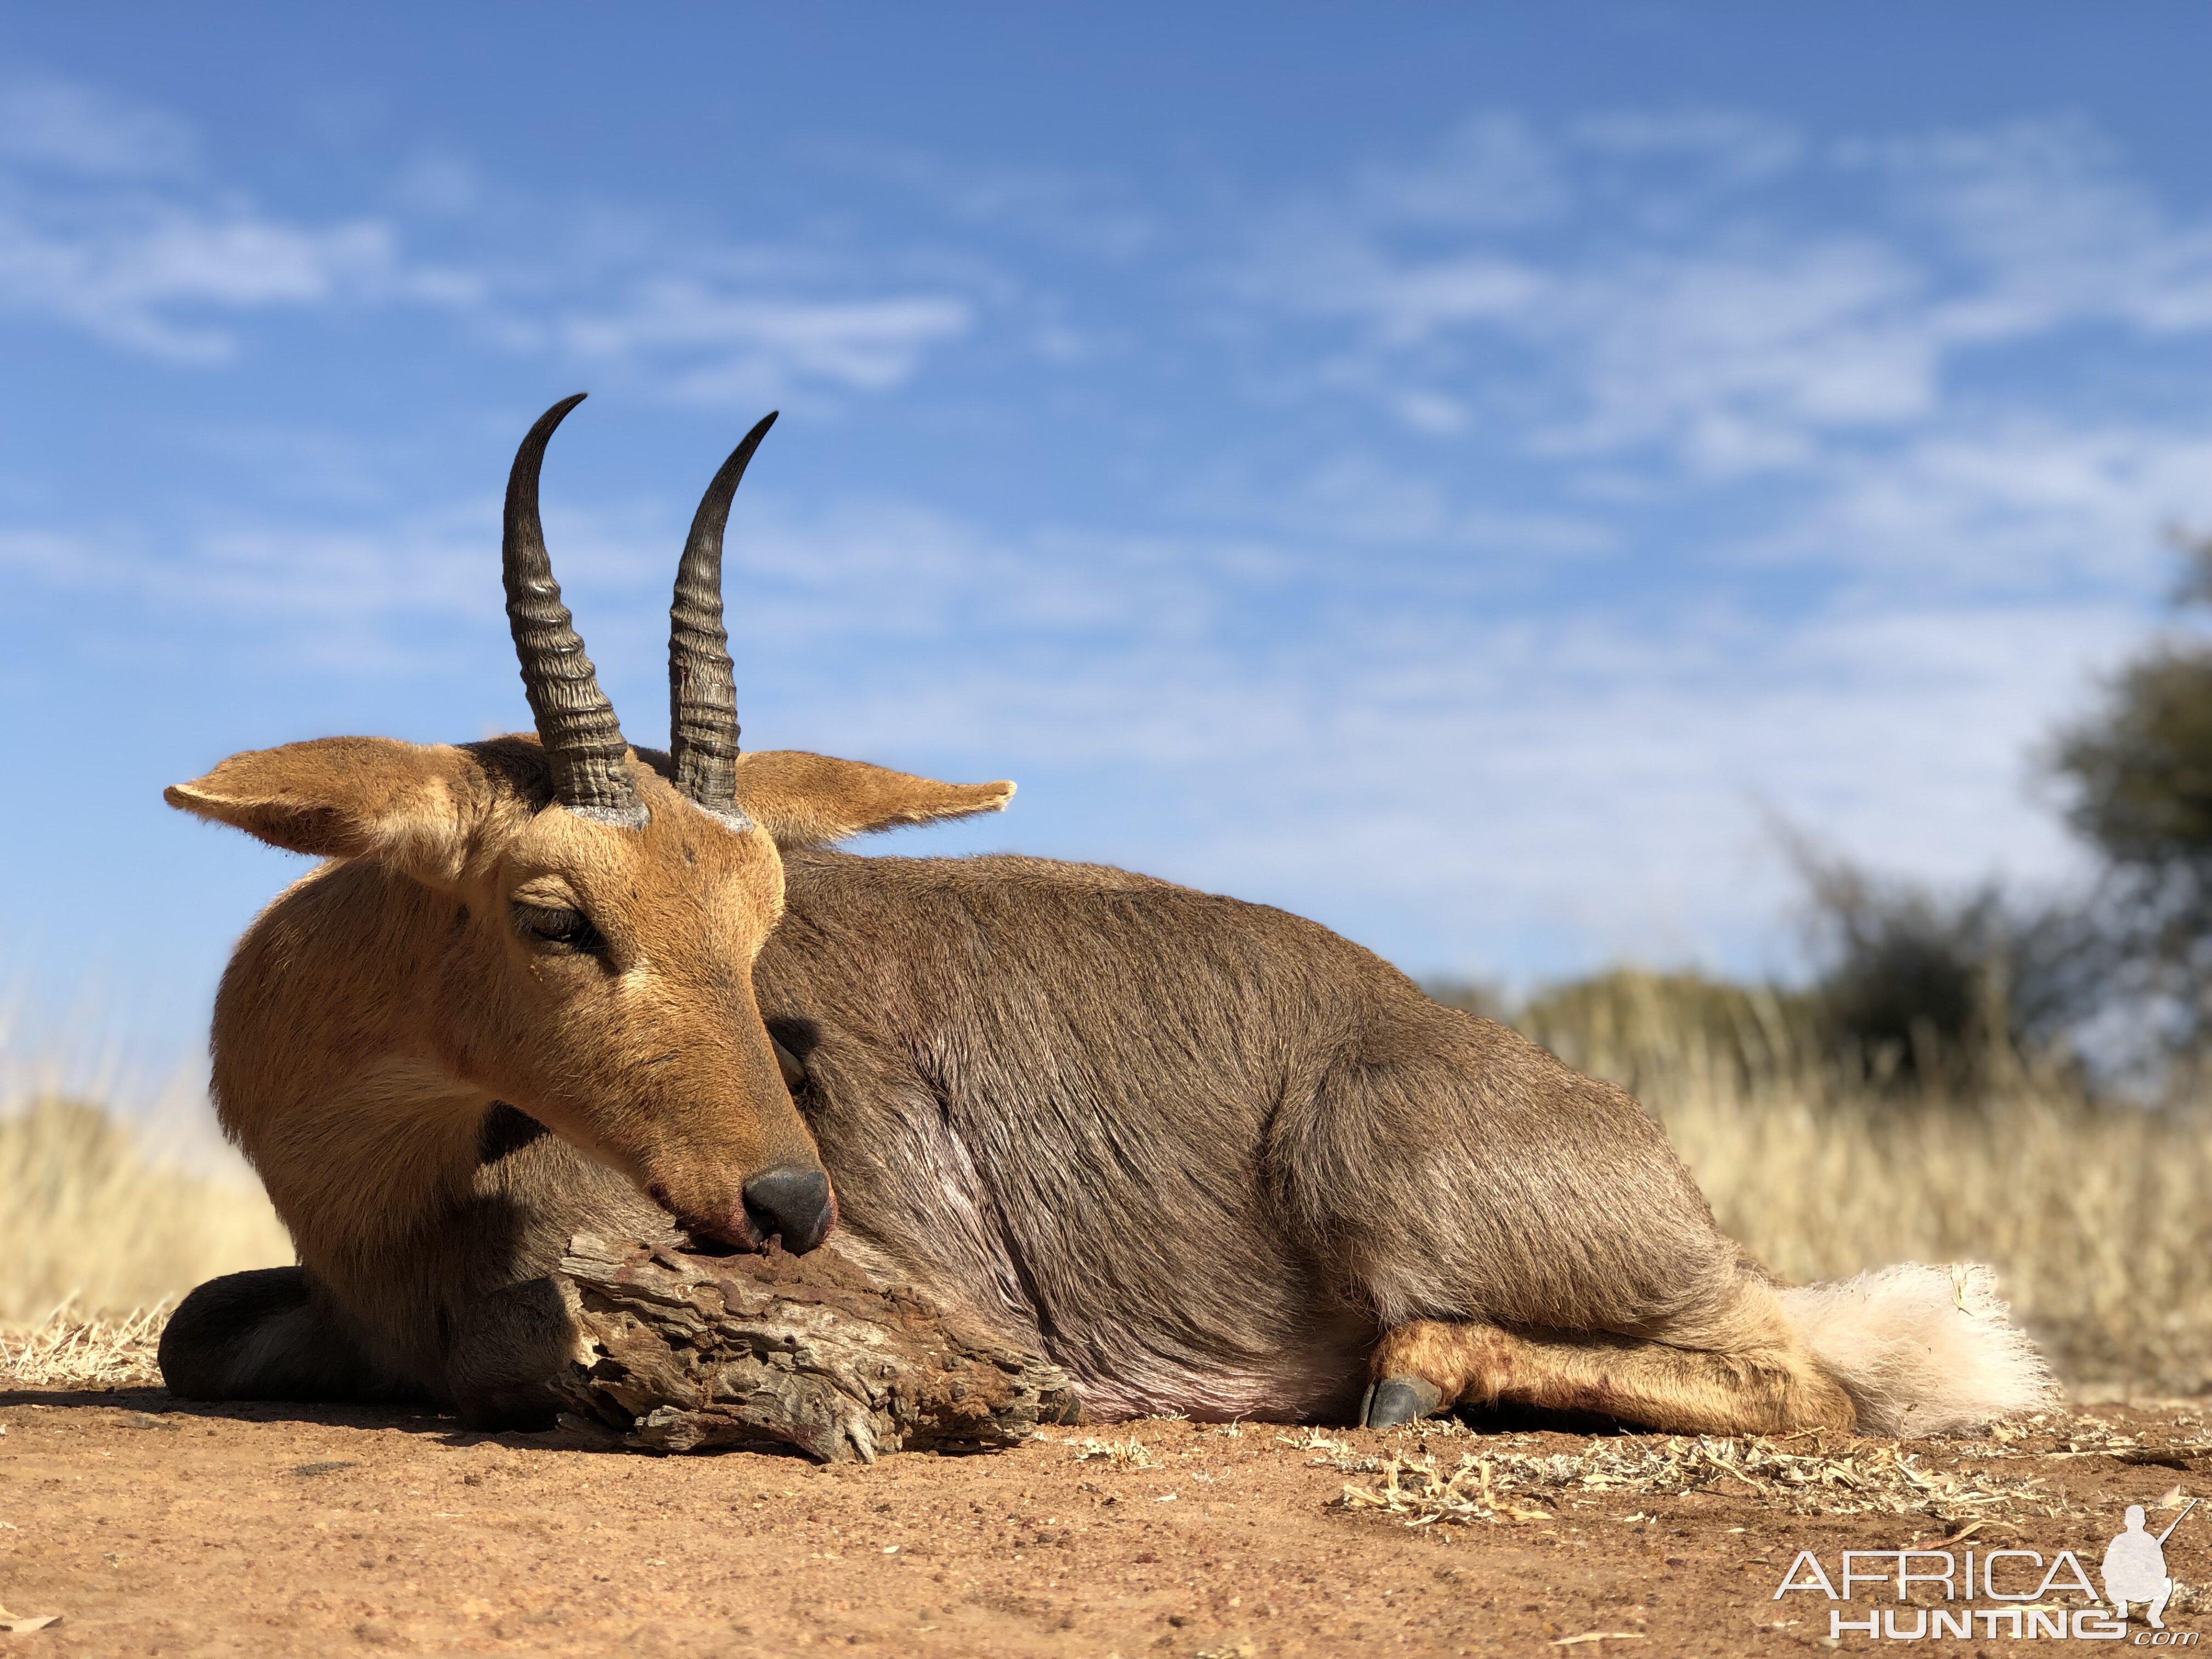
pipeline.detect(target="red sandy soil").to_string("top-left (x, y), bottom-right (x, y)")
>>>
top-left (2, 1389), bottom-right (2208, 1657)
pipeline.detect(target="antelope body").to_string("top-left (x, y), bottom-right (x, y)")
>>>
top-left (161, 398), bottom-right (2056, 1438)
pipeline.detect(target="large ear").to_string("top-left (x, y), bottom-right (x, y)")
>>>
top-left (729, 751), bottom-right (1013, 849)
top-left (164, 737), bottom-right (483, 887)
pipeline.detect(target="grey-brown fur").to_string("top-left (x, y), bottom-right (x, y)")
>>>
top-left (759, 842), bottom-right (1742, 1423)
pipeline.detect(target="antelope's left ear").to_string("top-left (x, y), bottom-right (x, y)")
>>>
top-left (728, 751), bottom-right (1013, 849)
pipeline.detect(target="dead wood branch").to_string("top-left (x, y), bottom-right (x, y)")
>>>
top-left (548, 1234), bottom-right (1081, 1462)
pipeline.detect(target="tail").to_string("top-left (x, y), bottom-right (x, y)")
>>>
top-left (1779, 1263), bottom-right (2058, 1436)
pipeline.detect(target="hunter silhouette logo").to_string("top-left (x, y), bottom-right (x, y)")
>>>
top-left (2106, 1500), bottom-right (2198, 1629)
top-left (1774, 1496), bottom-right (2200, 1641)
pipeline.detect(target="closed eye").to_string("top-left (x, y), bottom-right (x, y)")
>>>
top-left (512, 902), bottom-right (607, 956)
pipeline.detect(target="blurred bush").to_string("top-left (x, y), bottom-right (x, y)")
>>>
top-left (1786, 846), bottom-right (2098, 1097)
top-left (2049, 529), bottom-right (2212, 1051)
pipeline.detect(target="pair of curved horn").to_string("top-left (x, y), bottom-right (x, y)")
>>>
top-left (502, 394), bottom-right (775, 827)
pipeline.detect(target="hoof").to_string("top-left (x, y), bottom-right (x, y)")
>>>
top-left (1363, 1374), bottom-right (1443, 1429)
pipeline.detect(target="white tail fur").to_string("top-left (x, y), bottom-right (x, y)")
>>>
top-left (1780, 1264), bottom-right (2058, 1436)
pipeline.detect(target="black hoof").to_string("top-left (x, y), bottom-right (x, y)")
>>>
top-left (1363, 1374), bottom-right (1443, 1428)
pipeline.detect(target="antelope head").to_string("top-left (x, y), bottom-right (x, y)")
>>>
top-left (165, 396), bottom-right (1012, 1254)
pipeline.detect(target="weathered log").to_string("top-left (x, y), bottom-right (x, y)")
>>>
top-left (547, 1234), bottom-right (1082, 1462)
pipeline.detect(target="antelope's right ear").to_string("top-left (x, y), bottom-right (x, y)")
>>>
top-left (164, 737), bottom-right (481, 887)
top-left (727, 751), bottom-right (1014, 849)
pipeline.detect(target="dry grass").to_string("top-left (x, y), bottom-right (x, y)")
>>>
top-left (0, 1302), bottom-right (168, 1389)
top-left (1519, 972), bottom-right (2212, 1392)
top-left (1663, 1087), bottom-right (2212, 1392)
top-left (0, 1096), bottom-right (291, 1327)
top-left (1, 1033), bottom-right (291, 1386)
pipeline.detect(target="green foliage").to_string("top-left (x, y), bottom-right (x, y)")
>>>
top-left (2053, 645), bottom-right (2212, 876)
top-left (1788, 849), bottom-right (2092, 1093)
top-left (2045, 530), bottom-right (2212, 1041)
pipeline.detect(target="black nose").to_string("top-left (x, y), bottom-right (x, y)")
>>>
top-left (742, 1165), bottom-right (834, 1253)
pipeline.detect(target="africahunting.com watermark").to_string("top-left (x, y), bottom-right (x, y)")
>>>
top-left (1773, 1499), bottom-right (2198, 1643)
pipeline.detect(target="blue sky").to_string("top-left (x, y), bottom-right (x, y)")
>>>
top-left (4, 4), bottom-right (2210, 1067)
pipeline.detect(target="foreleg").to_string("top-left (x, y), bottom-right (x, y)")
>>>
top-left (159, 1268), bottom-right (426, 1405)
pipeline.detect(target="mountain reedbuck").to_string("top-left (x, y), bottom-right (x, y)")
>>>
top-left (160, 396), bottom-right (2053, 1438)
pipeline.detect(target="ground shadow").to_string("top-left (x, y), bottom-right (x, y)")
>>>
top-left (0, 1383), bottom-right (834, 1460)
top-left (6, 1380), bottom-right (1648, 1453)
top-left (0, 1384), bottom-right (584, 1451)
top-left (1452, 1400), bottom-right (1645, 1436)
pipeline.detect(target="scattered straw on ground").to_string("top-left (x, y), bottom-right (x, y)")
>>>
top-left (1336, 1430), bottom-right (2092, 1527)
top-left (0, 1302), bottom-right (168, 1390)
top-left (1057, 1434), bottom-right (1159, 1469)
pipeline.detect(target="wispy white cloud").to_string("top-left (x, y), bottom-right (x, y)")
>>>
top-left (1173, 449), bottom-right (1616, 554)
top-left (1342, 114), bottom-right (1568, 230)
top-left (1849, 120), bottom-right (2212, 337)
top-left (559, 281), bottom-right (973, 402)
top-left (1238, 114), bottom-right (2212, 473)
top-left (1537, 238), bottom-right (1936, 467)
top-left (0, 505), bottom-right (494, 623)
top-left (0, 74), bottom-right (457, 360)
top-left (0, 74), bottom-right (987, 397)
top-left (0, 202), bottom-right (416, 360)
top-left (1768, 420), bottom-right (2212, 595)
top-left (811, 143), bottom-right (1159, 261)
top-left (0, 75), bottom-right (196, 176)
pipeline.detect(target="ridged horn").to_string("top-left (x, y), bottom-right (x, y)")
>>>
top-left (503, 393), bottom-right (646, 828)
top-left (669, 410), bottom-right (777, 820)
